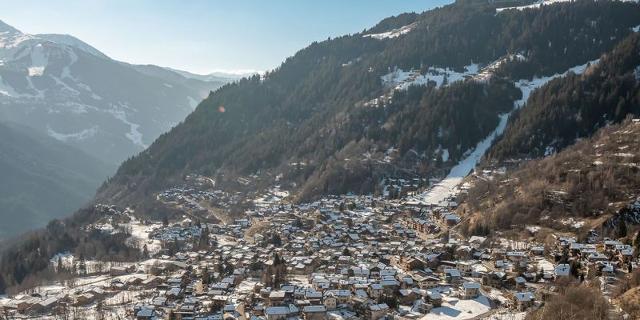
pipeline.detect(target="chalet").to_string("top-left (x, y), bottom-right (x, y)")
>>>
top-left (304, 291), bottom-right (323, 305)
top-left (264, 305), bottom-right (294, 320)
top-left (110, 265), bottom-right (133, 276)
top-left (456, 261), bottom-right (475, 275)
top-left (604, 240), bottom-right (623, 252)
top-left (323, 292), bottom-right (337, 310)
top-left (166, 287), bottom-right (183, 299)
top-left (135, 307), bottom-right (155, 319)
top-left (482, 271), bottom-right (506, 288)
top-left (461, 282), bottom-right (481, 299)
top-left (369, 303), bottom-right (390, 320)
top-left (530, 246), bottom-right (545, 256)
top-left (369, 283), bottom-right (383, 299)
top-left (506, 251), bottom-right (527, 263)
top-left (302, 305), bottom-right (326, 320)
top-left (443, 214), bottom-right (461, 226)
top-left (426, 291), bottom-right (443, 307)
top-left (514, 292), bottom-right (534, 311)
top-left (588, 253), bottom-right (609, 263)
top-left (268, 291), bottom-right (286, 306)
top-left (28, 297), bottom-right (58, 314)
top-left (398, 289), bottom-right (418, 305)
top-left (391, 256), bottom-right (424, 272)
top-left (554, 264), bottom-right (571, 279)
top-left (413, 274), bottom-right (440, 289)
top-left (443, 268), bottom-right (462, 284)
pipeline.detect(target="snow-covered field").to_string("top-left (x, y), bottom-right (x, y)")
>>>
top-left (535, 258), bottom-right (556, 274)
top-left (421, 295), bottom-right (492, 320)
top-left (50, 252), bottom-right (136, 275)
top-left (496, 0), bottom-right (574, 12)
top-left (488, 312), bottom-right (527, 320)
top-left (124, 216), bottom-right (163, 254)
top-left (382, 64), bottom-right (480, 91)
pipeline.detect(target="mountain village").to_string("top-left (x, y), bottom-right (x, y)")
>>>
top-left (1, 1), bottom-right (640, 319)
top-left (1, 170), bottom-right (637, 320)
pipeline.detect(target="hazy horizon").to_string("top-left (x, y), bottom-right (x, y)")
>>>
top-left (1, 0), bottom-right (452, 75)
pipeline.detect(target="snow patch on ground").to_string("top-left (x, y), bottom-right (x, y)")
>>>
top-left (488, 312), bottom-right (527, 320)
top-left (60, 48), bottom-right (78, 79)
top-left (526, 225), bottom-right (541, 233)
top-left (123, 216), bottom-right (163, 254)
top-left (496, 0), bottom-right (574, 12)
top-left (535, 257), bottom-right (555, 274)
top-left (0, 74), bottom-right (18, 97)
top-left (560, 217), bottom-right (585, 229)
top-left (421, 295), bottom-right (492, 320)
top-left (28, 43), bottom-right (49, 77)
top-left (109, 104), bottom-right (147, 149)
top-left (28, 66), bottom-right (45, 76)
top-left (47, 125), bottom-right (98, 142)
top-left (364, 22), bottom-right (417, 40)
top-left (382, 64), bottom-right (479, 90)
top-left (474, 54), bottom-right (526, 83)
top-left (0, 29), bottom-right (34, 50)
top-left (514, 59), bottom-right (597, 109)
top-left (442, 149), bottom-right (450, 162)
top-left (423, 112), bottom-right (510, 206)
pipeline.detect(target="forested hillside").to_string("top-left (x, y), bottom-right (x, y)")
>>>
top-left (101, 0), bottom-right (640, 206)
top-left (460, 117), bottom-right (640, 238)
top-left (0, 122), bottom-right (114, 239)
top-left (489, 33), bottom-right (640, 161)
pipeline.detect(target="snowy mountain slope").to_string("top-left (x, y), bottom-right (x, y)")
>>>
top-left (34, 33), bottom-right (108, 59)
top-left (0, 20), bottom-right (227, 164)
top-left (97, 0), bottom-right (640, 207)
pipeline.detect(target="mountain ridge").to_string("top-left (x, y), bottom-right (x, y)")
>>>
top-left (0, 19), bottom-right (229, 164)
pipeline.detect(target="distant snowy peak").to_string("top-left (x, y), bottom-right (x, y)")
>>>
top-left (0, 19), bottom-right (227, 164)
top-left (36, 34), bottom-right (108, 59)
top-left (0, 21), bottom-right (35, 50)
top-left (0, 19), bottom-right (21, 35)
top-left (0, 20), bottom-right (102, 61)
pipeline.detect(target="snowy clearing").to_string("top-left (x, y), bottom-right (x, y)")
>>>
top-left (382, 64), bottom-right (480, 91)
top-left (421, 295), bottom-right (492, 320)
top-left (364, 22), bottom-right (417, 40)
top-left (496, 0), bottom-right (574, 12)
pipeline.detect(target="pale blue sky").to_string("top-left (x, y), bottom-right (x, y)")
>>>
top-left (2, 1), bottom-right (452, 74)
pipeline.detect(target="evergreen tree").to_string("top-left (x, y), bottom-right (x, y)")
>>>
top-left (617, 219), bottom-right (628, 239)
top-left (57, 256), bottom-right (64, 273)
top-left (0, 274), bottom-right (5, 294)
